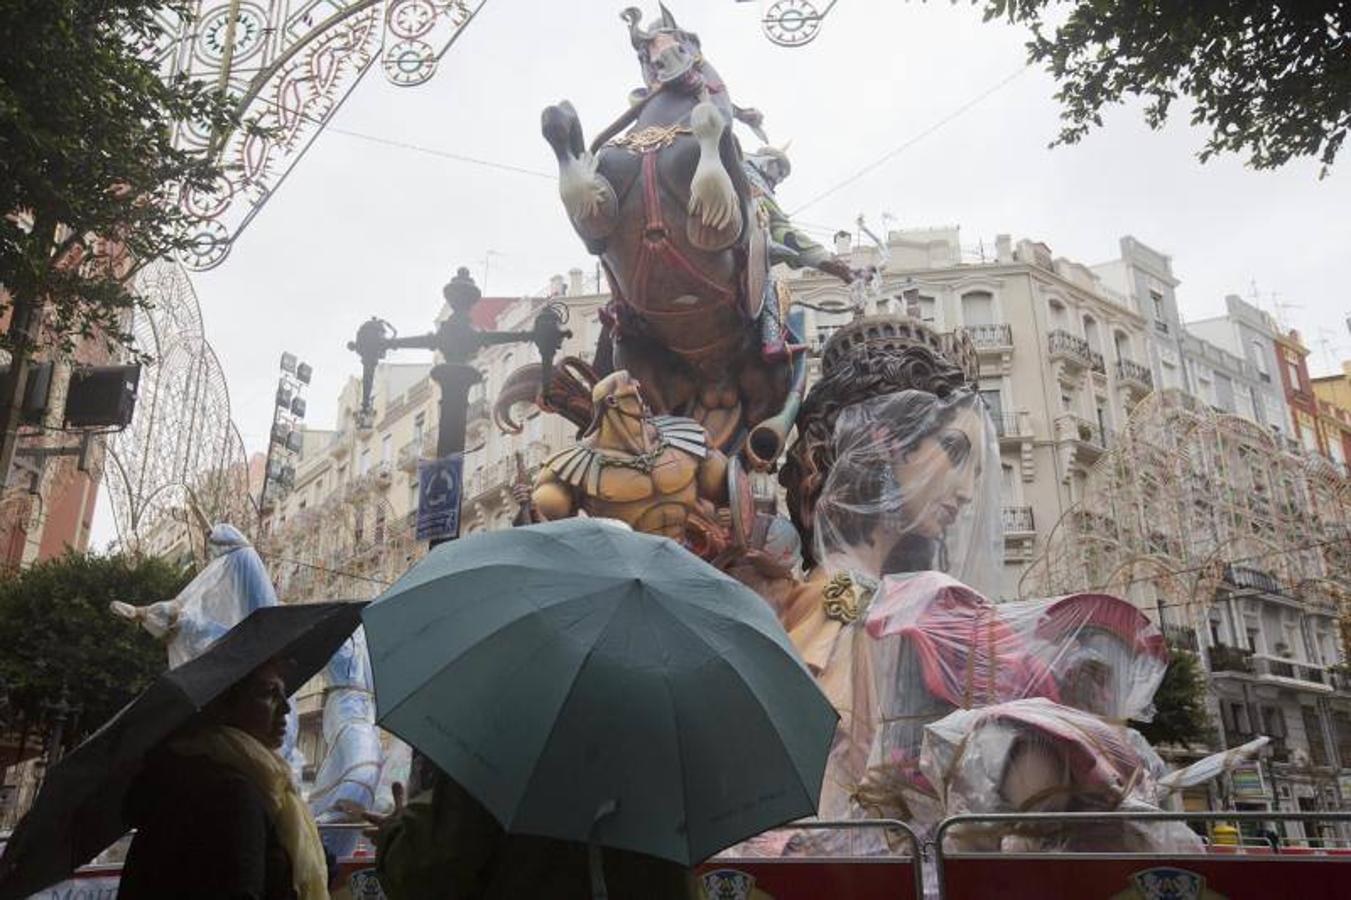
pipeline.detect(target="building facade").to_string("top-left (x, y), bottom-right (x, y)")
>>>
top-left (1313, 363), bottom-right (1351, 475)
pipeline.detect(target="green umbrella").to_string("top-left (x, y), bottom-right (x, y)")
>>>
top-left (362, 518), bottom-right (837, 867)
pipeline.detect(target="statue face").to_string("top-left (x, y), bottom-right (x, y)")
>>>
top-left (642, 30), bottom-right (700, 89)
top-left (890, 404), bottom-right (983, 540)
top-left (813, 390), bottom-right (1001, 590)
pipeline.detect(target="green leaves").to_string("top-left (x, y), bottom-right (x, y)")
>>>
top-left (0, 0), bottom-right (249, 357)
top-left (0, 552), bottom-right (193, 752)
top-left (970, 0), bottom-right (1350, 175)
top-left (1134, 646), bottom-right (1217, 749)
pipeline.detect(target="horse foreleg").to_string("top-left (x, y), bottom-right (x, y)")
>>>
top-left (542, 101), bottom-right (617, 242)
top-left (687, 101), bottom-right (743, 251)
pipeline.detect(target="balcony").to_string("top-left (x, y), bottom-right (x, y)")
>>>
top-left (397, 436), bottom-right (426, 473)
top-left (1002, 506), bottom-right (1035, 535)
top-left (1115, 358), bottom-right (1154, 393)
top-left (1252, 655), bottom-right (1329, 689)
top-left (371, 460), bottom-right (393, 487)
top-left (1047, 330), bottom-right (1095, 371)
top-left (1154, 319), bottom-right (1170, 335)
top-left (1208, 643), bottom-right (1255, 674)
top-left (1055, 413), bottom-right (1107, 466)
top-left (1224, 564), bottom-right (1285, 597)
top-left (966, 323), bottom-right (1013, 354)
top-left (992, 411), bottom-right (1031, 443)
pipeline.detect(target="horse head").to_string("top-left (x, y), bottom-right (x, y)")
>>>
top-left (621, 5), bottom-right (711, 96)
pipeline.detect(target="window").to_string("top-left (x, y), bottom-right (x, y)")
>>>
top-left (1048, 299), bottom-right (1068, 331)
top-left (961, 291), bottom-right (994, 327)
top-left (979, 388), bottom-right (1004, 422)
top-left (381, 434), bottom-right (392, 463)
top-left (1303, 707), bottom-right (1330, 767)
top-left (359, 448), bottom-right (371, 475)
top-left (374, 508), bottom-right (387, 546)
top-left (413, 412), bottom-right (425, 443)
top-left (1150, 289), bottom-right (1165, 320)
top-left (1252, 340), bottom-right (1270, 382)
top-left (1114, 331), bottom-right (1131, 362)
top-left (917, 295), bottom-right (936, 324)
top-left (1083, 314), bottom-right (1101, 353)
top-left (1301, 421), bottom-right (1319, 452)
top-left (1287, 359), bottom-right (1302, 390)
top-left (354, 508), bottom-right (365, 545)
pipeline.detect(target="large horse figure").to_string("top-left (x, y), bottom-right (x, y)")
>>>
top-left (533, 4), bottom-right (810, 467)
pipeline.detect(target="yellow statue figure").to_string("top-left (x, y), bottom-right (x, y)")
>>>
top-left (532, 370), bottom-right (730, 557)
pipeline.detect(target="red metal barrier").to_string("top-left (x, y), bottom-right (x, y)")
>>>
top-left (935, 811), bottom-right (1351, 900)
top-left (940, 855), bottom-right (1350, 900)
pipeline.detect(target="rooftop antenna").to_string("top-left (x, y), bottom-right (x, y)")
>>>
top-left (479, 249), bottom-right (503, 295)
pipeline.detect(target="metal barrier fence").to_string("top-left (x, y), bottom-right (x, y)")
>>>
top-left (17, 812), bottom-right (1351, 899)
top-left (933, 811), bottom-right (1351, 900)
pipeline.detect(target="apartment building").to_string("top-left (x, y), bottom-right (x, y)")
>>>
top-left (1095, 239), bottom-right (1291, 439)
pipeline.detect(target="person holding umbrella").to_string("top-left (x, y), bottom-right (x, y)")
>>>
top-left (0, 602), bottom-right (366, 900)
top-left (118, 657), bottom-right (329, 899)
top-left (359, 518), bottom-right (839, 900)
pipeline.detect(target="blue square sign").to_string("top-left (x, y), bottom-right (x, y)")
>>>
top-left (417, 452), bottom-right (463, 541)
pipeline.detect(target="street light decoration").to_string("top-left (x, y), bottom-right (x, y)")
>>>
top-left (347, 267), bottom-right (570, 546)
top-left (144, 1), bottom-right (490, 270)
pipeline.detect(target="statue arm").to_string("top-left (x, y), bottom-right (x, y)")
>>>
top-left (697, 449), bottom-right (729, 505)
top-left (531, 470), bottom-right (577, 521)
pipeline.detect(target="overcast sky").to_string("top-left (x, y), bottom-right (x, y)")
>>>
top-left (89, 0), bottom-right (1351, 547)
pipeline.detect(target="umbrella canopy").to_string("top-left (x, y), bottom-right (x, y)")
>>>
top-left (0, 601), bottom-right (365, 900)
top-left (363, 518), bottom-right (837, 866)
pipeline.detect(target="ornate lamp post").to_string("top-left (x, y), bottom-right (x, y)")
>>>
top-left (347, 267), bottom-right (569, 549)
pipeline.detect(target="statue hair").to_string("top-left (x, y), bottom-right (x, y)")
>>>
top-left (780, 342), bottom-right (968, 570)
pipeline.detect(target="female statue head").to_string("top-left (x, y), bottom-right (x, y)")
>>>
top-left (811, 388), bottom-right (1000, 587)
top-left (782, 330), bottom-right (968, 552)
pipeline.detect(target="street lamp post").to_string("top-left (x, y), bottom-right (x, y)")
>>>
top-left (347, 267), bottom-right (569, 549)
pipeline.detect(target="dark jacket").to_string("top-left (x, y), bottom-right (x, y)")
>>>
top-left (376, 773), bottom-right (694, 900)
top-left (119, 748), bottom-right (298, 900)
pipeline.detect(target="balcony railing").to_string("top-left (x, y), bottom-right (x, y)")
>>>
top-left (1252, 655), bottom-right (1327, 686)
top-left (397, 436), bottom-right (426, 472)
top-left (1208, 643), bottom-right (1255, 674)
top-left (1056, 413), bottom-right (1107, 450)
top-left (1115, 358), bottom-right (1154, 390)
top-left (966, 322), bottom-right (1013, 351)
top-left (1002, 506), bottom-right (1035, 534)
top-left (1224, 564), bottom-right (1284, 596)
top-left (1047, 330), bottom-right (1094, 369)
top-left (992, 411), bottom-right (1030, 440)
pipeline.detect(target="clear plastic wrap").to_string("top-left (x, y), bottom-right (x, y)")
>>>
top-left (919, 698), bottom-right (1204, 854)
top-left (812, 389), bottom-right (1002, 597)
top-left (308, 628), bottom-right (384, 857)
top-left (164, 524), bottom-right (281, 668)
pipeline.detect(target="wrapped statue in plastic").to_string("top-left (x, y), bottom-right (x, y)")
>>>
top-left (109, 524), bottom-right (305, 779)
top-left (308, 628), bottom-right (385, 858)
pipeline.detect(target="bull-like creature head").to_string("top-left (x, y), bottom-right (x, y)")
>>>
top-left (621, 5), bottom-right (705, 92)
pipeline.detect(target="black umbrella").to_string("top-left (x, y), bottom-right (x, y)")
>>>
top-left (0, 601), bottom-right (365, 900)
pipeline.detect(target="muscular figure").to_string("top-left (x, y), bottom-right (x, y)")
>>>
top-left (532, 370), bottom-right (728, 556)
